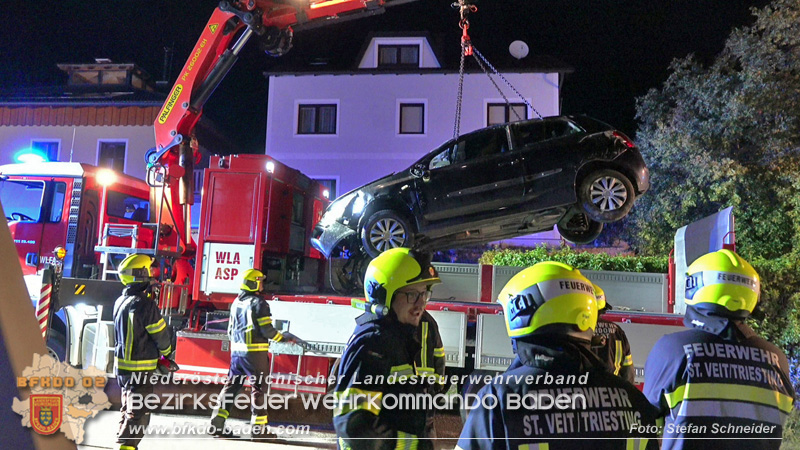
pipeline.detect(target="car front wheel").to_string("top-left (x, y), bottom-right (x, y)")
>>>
top-left (361, 210), bottom-right (415, 258)
top-left (579, 169), bottom-right (635, 223)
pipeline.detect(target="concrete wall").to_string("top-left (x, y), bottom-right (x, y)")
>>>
top-left (0, 125), bottom-right (154, 180)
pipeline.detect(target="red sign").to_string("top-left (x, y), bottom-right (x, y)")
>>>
top-left (30, 394), bottom-right (62, 435)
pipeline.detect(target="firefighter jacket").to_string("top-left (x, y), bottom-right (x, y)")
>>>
top-left (592, 317), bottom-right (635, 384)
top-left (334, 312), bottom-right (431, 450)
top-left (228, 291), bottom-right (284, 357)
top-left (643, 314), bottom-right (794, 450)
top-left (416, 311), bottom-right (447, 394)
top-left (457, 336), bottom-right (659, 450)
top-left (113, 283), bottom-right (172, 373)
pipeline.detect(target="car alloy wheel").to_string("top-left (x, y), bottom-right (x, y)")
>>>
top-left (579, 169), bottom-right (635, 223)
top-left (361, 210), bottom-right (415, 258)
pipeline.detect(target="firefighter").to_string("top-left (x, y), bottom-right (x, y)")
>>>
top-left (334, 247), bottom-right (440, 450)
top-left (114, 254), bottom-right (173, 450)
top-left (418, 307), bottom-right (447, 448)
top-left (457, 261), bottom-right (658, 450)
top-left (644, 250), bottom-right (794, 449)
top-left (210, 268), bottom-right (290, 439)
top-left (591, 283), bottom-right (635, 384)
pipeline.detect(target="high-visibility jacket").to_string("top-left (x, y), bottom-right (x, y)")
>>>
top-left (592, 317), bottom-right (635, 384)
top-left (113, 284), bottom-right (172, 373)
top-left (644, 320), bottom-right (794, 450)
top-left (457, 337), bottom-right (659, 450)
top-left (228, 291), bottom-right (284, 357)
top-left (416, 311), bottom-right (447, 393)
top-left (334, 312), bottom-right (430, 450)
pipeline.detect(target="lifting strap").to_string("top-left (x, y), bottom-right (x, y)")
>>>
top-left (451, 0), bottom-right (542, 140)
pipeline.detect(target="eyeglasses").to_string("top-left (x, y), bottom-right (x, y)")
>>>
top-left (396, 289), bottom-right (432, 305)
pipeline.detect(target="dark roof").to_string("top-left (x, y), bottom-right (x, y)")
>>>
top-left (0, 84), bottom-right (166, 106)
top-left (263, 28), bottom-right (573, 76)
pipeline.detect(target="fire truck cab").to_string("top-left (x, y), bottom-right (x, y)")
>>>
top-left (0, 162), bottom-right (153, 279)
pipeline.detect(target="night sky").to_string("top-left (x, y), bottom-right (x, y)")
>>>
top-left (0, 0), bottom-right (770, 150)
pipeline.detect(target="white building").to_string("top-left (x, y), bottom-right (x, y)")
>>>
top-left (266, 34), bottom-right (571, 200)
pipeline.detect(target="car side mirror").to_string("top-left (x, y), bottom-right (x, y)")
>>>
top-left (411, 164), bottom-right (427, 178)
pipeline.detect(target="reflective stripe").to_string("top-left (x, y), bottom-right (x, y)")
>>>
top-left (665, 383), bottom-right (794, 413)
top-left (273, 333), bottom-right (284, 342)
top-left (614, 340), bottom-right (623, 376)
top-left (160, 345), bottom-right (172, 356)
top-left (145, 318), bottom-right (167, 334)
top-left (120, 446), bottom-right (137, 450)
top-left (623, 354), bottom-right (633, 366)
top-left (256, 316), bottom-right (273, 326)
top-left (339, 437), bottom-right (352, 450)
top-left (676, 399), bottom-right (788, 425)
top-left (417, 367), bottom-right (435, 374)
top-left (518, 444), bottom-right (550, 450)
top-left (333, 388), bottom-right (383, 416)
top-left (390, 364), bottom-right (415, 376)
top-left (253, 415), bottom-right (269, 425)
top-left (395, 431), bottom-right (419, 450)
top-left (231, 342), bottom-right (270, 352)
top-left (116, 357), bottom-right (158, 371)
top-left (217, 409), bottom-right (230, 419)
top-left (433, 347), bottom-right (445, 358)
top-left (126, 312), bottom-right (134, 360)
top-left (626, 438), bottom-right (648, 450)
top-left (421, 322), bottom-right (429, 369)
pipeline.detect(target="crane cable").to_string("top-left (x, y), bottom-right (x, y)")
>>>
top-left (451, 0), bottom-right (542, 140)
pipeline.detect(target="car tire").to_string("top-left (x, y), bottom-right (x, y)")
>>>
top-left (557, 213), bottom-right (604, 245)
top-left (579, 169), bottom-right (636, 223)
top-left (361, 210), bottom-right (415, 258)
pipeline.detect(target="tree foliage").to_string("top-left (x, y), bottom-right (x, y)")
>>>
top-left (624, 0), bottom-right (800, 259)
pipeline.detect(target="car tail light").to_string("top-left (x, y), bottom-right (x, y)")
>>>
top-left (612, 131), bottom-right (635, 148)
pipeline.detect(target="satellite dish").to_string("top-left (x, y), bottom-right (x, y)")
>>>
top-left (509, 40), bottom-right (529, 60)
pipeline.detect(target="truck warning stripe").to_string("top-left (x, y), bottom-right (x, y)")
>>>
top-left (75, 284), bottom-right (86, 295)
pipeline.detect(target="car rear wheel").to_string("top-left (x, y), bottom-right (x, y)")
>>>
top-left (579, 169), bottom-right (635, 223)
top-left (557, 212), bottom-right (604, 245)
top-left (361, 210), bottom-right (415, 258)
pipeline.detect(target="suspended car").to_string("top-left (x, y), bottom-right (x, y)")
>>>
top-left (311, 114), bottom-right (649, 260)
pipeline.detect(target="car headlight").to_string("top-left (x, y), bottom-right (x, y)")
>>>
top-left (317, 194), bottom-right (354, 227)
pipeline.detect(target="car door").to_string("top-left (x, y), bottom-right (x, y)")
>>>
top-left (512, 118), bottom-right (584, 209)
top-left (415, 127), bottom-right (524, 223)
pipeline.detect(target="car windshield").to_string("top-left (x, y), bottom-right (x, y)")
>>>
top-left (0, 179), bottom-right (44, 222)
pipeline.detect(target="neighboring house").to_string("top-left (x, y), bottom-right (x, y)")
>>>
top-left (266, 33), bottom-right (572, 246)
top-left (0, 60), bottom-right (235, 230)
top-left (266, 33), bottom-right (571, 200)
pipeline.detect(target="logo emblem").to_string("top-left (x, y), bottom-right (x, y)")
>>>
top-left (30, 394), bottom-right (62, 435)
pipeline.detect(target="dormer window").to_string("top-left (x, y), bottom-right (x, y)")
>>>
top-left (378, 45), bottom-right (420, 68)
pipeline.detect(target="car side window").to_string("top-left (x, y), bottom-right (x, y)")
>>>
top-left (510, 121), bottom-right (547, 148)
top-left (453, 129), bottom-right (507, 163)
top-left (429, 145), bottom-right (454, 170)
top-left (545, 119), bottom-right (582, 140)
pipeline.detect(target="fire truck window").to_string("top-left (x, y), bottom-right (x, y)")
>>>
top-left (0, 180), bottom-right (44, 222)
top-left (292, 193), bottom-right (304, 224)
top-left (49, 182), bottom-right (67, 223)
top-left (106, 190), bottom-right (150, 222)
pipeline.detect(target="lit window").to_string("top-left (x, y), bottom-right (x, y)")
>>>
top-left (399, 103), bottom-right (425, 134)
top-left (31, 140), bottom-right (60, 162)
top-left (487, 103), bottom-right (528, 126)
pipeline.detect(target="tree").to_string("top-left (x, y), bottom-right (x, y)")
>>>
top-left (624, 0), bottom-right (800, 259)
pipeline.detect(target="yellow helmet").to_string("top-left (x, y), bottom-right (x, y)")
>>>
top-left (118, 254), bottom-right (155, 286)
top-left (685, 249), bottom-right (759, 318)
top-left (593, 283), bottom-right (608, 311)
top-left (497, 261), bottom-right (597, 340)
top-left (363, 248), bottom-right (440, 310)
top-left (241, 269), bottom-right (266, 292)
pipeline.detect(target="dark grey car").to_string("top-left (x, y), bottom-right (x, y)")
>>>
top-left (312, 115), bottom-right (649, 259)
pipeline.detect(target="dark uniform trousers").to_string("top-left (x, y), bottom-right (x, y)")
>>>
top-left (113, 284), bottom-right (172, 450)
top-left (211, 291), bottom-right (283, 429)
top-left (457, 337), bottom-right (659, 450)
top-left (644, 320), bottom-right (794, 450)
top-left (416, 312), bottom-right (447, 448)
top-left (334, 313), bottom-right (432, 450)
